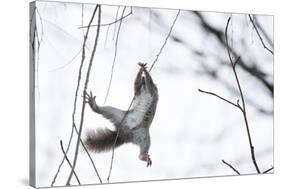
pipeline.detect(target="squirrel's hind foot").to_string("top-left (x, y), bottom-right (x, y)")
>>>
top-left (139, 153), bottom-right (152, 167)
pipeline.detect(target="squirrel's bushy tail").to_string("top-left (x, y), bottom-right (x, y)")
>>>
top-left (84, 128), bottom-right (124, 153)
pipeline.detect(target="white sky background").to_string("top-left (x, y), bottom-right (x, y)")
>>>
top-left (33, 1), bottom-right (273, 187)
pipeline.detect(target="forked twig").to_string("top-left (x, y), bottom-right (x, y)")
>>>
top-left (106, 9), bottom-right (180, 182)
top-left (78, 8), bottom-right (132, 29)
top-left (51, 5), bottom-right (102, 187)
top-left (199, 16), bottom-right (267, 175)
top-left (74, 124), bottom-right (103, 183)
top-left (225, 17), bottom-right (261, 174)
top-left (60, 140), bottom-right (81, 185)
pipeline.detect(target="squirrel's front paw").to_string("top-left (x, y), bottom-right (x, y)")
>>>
top-left (138, 62), bottom-right (147, 69)
top-left (85, 91), bottom-right (99, 112)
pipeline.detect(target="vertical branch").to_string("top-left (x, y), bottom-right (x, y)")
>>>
top-left (66, 5), bottom-right (102, 185)
top-left (103, 7), bottom-right (126, 104)
top-left (81, 4), bottom-right (85, 37)
top-left (106, 9), bottom-right (180, 182)
top-left (225, 17), bottom-right (261, 173)
top-left (51, 5), bottom-right (100, 187)
top-left (199, 17), bottom-right (272, 175)
top-left (112, 6), bottom-right (121, 40)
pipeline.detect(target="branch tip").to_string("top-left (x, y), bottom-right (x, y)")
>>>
top-left (222, 159), bottom-right (240, 175)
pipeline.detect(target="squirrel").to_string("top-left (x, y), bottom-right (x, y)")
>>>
top-left (84, 63), bottom-right (158, 167)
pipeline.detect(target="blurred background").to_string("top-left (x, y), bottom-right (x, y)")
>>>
top-left (31, 1), bottom-right (273, 187)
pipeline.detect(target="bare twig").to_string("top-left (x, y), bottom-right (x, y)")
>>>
top-left (254, 18), bottom-right (273, 47)
top-left (104, 25), bottom-right (110, 48)
top-left (51, 126), bottom-right (75, 186)
top-left (222, 160), bottom-right (240, 175)
top-left (149, 10), bottom-right (180, 72)
top-left (66, 5), bottom-right (102, 185)
top-left (78, 8), bottom-right (132, 29)
top-left (198, 89), bottom-right (242, 110)
top-left (226, 17), bottom-right (260, 173)
top-left (35, 7), bottom-right (44, 111)
top-left (51, 5), bottom-right (100, 187)
top-left (112, 6), bottom-right (121, 41)
top-left (248, 15), bottom-right (273, 55)
top-left (199, 16), bottom-right (264, 175)
top-left (106, 10), bottom-right (180, 182)
top-left (60, 140), bottom-right (81, 185)
top-left (193, 12), bottom-right (273, 95)
top-left (263, 166), bottom-right (274, 174)
top-left (106, 95), bottom-right (136, 182)
top-left (81, 4), bottom-right (85, 37)
top-left (103, 7), bottom-right (126, 104)
top-left (49, 48), bottom-right (82, 72)
top-left (73, 125), bottom-right (103, 183)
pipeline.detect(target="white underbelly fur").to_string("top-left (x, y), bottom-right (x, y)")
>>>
top-left (125, 89), bottom-right (153, 129)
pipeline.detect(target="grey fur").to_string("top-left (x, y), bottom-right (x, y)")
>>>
top-left (84, 128), bottom-right (124, 153)
top-left (85, 64), bottom-right (158, 166)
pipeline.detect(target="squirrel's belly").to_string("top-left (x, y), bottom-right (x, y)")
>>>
top-left (125, 110), bottom-right (145, 129)
top-left (124, 91), bottom-right (153, 129)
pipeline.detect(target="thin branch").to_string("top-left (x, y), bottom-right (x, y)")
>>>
top-left (225, 17), bottom-right (261, 174)
top-left (51, 5), bottom-right (101, 187)
top-left (248, 15), bottom-right (273, 55)
top-left (104, 25), bottom-right (110, 48)
top-left (193, 12), bottom-right (273, 95)
top-left (198, 89), bottom-right (241, 110)
top-left (34, 7), bottom-right (44, 106)
top-left (222, 160), bottom-right (241, 175)
top-left (81, 4), bottom-right (85, 37)
top-left (103, 7), bottom-right (126, 104)
top-left (73, 124), bottom-right (103, 183)
top-left (66, 5), bottom-right (102, 185)
top-left (51, 127), bottom-right (75, 187)
top-left (51, 7), bottom-right (102, 186)
top-left (60, 140), bottom-right (81, 185)
top-left (78, 9), bottom-right (132, 29)
top-left (263, 166), bottom-right (274, 174)
top-left (254, 18), bottom-right (273, 47)
top-left (112, 6), bottom-right (121, 41)
top-left (52, 5), bottom-right (98, 186)
top-left (149, 10), bottom-right (181, 72)
top-left (48, 48), bottom-right (82, 72)
top-left (107, 10), bottom-right (180, 182)
top-left (106, 95), bottom-right (136, 182)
